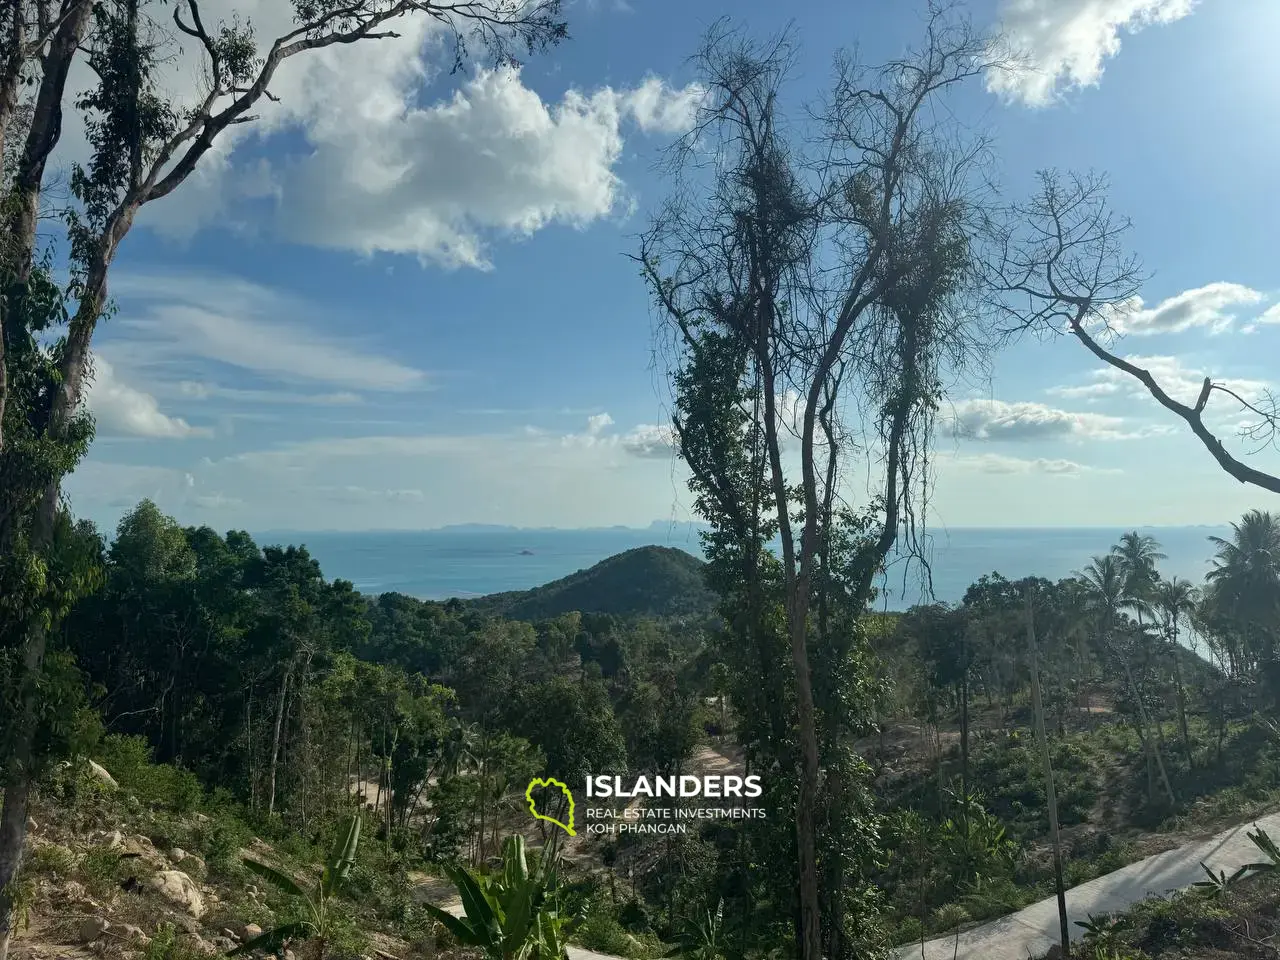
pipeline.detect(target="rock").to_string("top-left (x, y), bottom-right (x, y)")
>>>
top-left (284, 950), bottom-right (297, 960)
top-left (193, 813), bottom-right (209, 823)
top-left (243, 923), bottom-right (263, 940)
top-left (119, 924), bottom-right (150, 946)
top-left (213, 937), bottom-right (237, 951)
top-left (148, 870), bottom-right (206, 918)
top-left (102, 830), bottom-right (125, 850)
top-left (25, 817), bottom-right (37, 834)
top-left (169, 847), bottom-right (187, 863)
top-left (79, 917), bottom-right (110, 943)
top-left (87, 760), bottom-right (119, 789)
top-left (61, 880), bottom-right (87, 902)
top-left (222, 929), bottom-right (240, 942)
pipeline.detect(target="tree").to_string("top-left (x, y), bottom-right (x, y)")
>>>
top-left (997, 170), bottom-right (1280, 495)
top-left (1154, 577), bottom-right (1199, 768)
top-left (0, 2), bottom-right (569, 950)
top-left (638, 13), bottom-right (998, 958)
top-left (1075, 554), bottom-right (1173, 805)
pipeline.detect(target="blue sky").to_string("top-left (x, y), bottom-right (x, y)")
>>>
top-left (62, 0), bottom-right (1280, 532)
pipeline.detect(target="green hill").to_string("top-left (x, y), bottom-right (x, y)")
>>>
top-left (465, 545), bottom-right (716, 621)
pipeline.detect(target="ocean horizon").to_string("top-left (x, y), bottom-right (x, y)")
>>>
top-left (252, 523), bottom-right (1234, 612)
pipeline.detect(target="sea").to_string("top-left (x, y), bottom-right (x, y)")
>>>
top-left (252, 523), bottom-right (1232, 612)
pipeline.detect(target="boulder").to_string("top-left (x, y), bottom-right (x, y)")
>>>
top-left (79, 917), bottom-right (110, 943)
top-left (148, 870), bottom-right (206, 918)
top-left (87, 760), bottom-right (119, 789)
top-left (169, 847), bottom-right (188, 864)
top-left (243, 923), bottom-right (263, 940)
top-left (119, 924), bottom-right (151, 946)
top-left (61, 880), bottom-right (88, 902)
top-left (25, 817), bottom-right (37, 834)
top-left (102, 830), bottom-right (125, 850)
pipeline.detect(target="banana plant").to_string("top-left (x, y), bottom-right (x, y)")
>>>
top-left (228, 815), bottom-right (362, 960)
top-left (664, 899), bottom-right (724, 960)
top-left (422, 835), bottom-right (579, 960)
top-left (1192, 860), bottom-right (1252, 897)
top-left (1245, 825), bottom-right (1280, 871)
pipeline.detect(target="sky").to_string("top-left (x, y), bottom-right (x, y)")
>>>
top-left (58, 0), bottom-right (1280, 534)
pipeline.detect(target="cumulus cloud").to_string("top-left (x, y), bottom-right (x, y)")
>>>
top-left (88, 2), bottom-right (704, 268)
top-left (619, 424), bottom-right (677, 458)
top-left (951, 398), bottom-right (1132, 442)
top-left (618, 76), bottom-right (706, 133)
top-left (988, 0), bottom-right (1197, 107)
top-left (586, 413), bottom-right (615, 436)
top-left (1103, 282), bottom-right (1265, 335)
top-left (86, 357), bottom-right (210, 439)
top-left (559, 414), bottom-right (678, 458)
top-left (1256, 303), bottom-right (1280, 327)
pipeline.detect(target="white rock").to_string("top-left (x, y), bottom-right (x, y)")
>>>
top-left (148, 870), bottom-right (206, 918)
top-left (169, 847), bottom-right (187, 863)
top-left (87, 760), bottom-right (118, 789)
top-left (102, 830), bottom-right (125, 850)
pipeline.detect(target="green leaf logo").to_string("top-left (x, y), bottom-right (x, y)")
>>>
top-left (525, 777), bottom-right (576, 836)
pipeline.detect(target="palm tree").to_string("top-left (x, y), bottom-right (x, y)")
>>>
top-left (1155, 577), bottom-right (1200, 768)
top-left (1113, 532), bottom-right (1167, 606)
top-left (1206, 511), bottom-right (1280, 683)
top-left (1076, 555), bottom-right (1174, 805)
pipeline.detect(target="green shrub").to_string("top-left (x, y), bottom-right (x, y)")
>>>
top-left (94, 735), bottom-right (204, 812)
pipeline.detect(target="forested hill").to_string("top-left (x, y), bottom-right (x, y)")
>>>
top-left (463, 545), bottom-right (717, 620)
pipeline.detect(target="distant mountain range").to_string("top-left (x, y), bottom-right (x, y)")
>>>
top-left (437, 520), bottom-right (710, 535)
top-left (464, 545), bottom-right (717, 621)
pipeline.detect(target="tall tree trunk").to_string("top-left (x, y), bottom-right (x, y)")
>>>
top-left (960, 670), bottom-right (970, 801)
top-left (1026, 593), bottom-right (1070, 960)
top-left (267, 655), bottom-right (296, 818)
top-left (1170, 624), bottom-right (1193, 769)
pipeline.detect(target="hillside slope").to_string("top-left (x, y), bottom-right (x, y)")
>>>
top-left (464, 545), bottom-right (716, 620)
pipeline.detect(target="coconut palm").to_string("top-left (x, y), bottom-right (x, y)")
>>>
top-left (1206, 511), bottom-right (1280, 649)
top-left (1113, 531), bottom-right (1167, 624)
top-left (1075, 554), bottom-right (1174, 804)
top-left (1155, 577), bottom-right (1200, 767)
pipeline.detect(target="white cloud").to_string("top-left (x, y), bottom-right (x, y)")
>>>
top-left (951, 398), bottom-right (1132, 442)
top-left (988, 0), bottom-right (1197, 107)
top-left (947, 453), bottom-right (1117, 476)
top-left (176, 381), bottom-right (364, 406)
top-left (619, 76), bottom-right (706, 134)
top-left (620, 424), bottom-right (677, 458)
top-left (1045, 382), bottom-right (1122, 401)
top-left (94, 3), bottom-right (703, 268)
top-left (109, 272), bottom-right (426, 392)
top-left (1103, 283), bottom-right (1265, 335)
top-left (1068, 354), bottom-right (1272, 412)
top-left (1256, 303), bottom-right (1280, 327)
top-left (586, 413), bottom-right (615, 436)
top-left (85, 356), bottom-right (210, 439)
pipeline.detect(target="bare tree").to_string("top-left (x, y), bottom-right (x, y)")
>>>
top-left (638, 10), bottom-right (1000, 958)
top-left (996, 169), bottom-right (1280, 495)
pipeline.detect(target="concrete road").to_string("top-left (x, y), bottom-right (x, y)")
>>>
top-left (894, 810), bottom-right (1280, 960)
